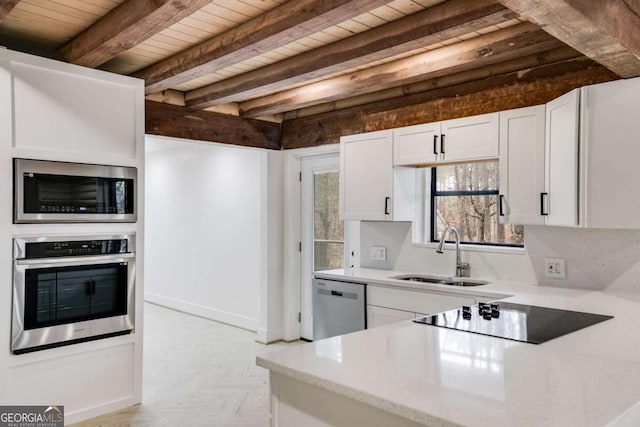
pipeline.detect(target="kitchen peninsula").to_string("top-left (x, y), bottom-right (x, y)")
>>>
top-left (258, 268), bottom-right (640, 426)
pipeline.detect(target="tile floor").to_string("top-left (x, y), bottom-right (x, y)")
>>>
top-left (71, 303), bottom-right (298, 427)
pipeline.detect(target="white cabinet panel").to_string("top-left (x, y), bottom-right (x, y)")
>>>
top-left (499, 106), bottom-right (546, 225)
top-left (367, 305), bottom-right (416, 328)
top-left (8, 343), bottom-right (134, 415)
top-left (12, 62), bottom-right (138, 160)
top-left (440, 113), bottom-right (499, 162)
top-left (581, 78), bottom-right (640, 229)
top-left (545, 89), bottom-right (580, 227)
top-left (367, 285), bottom-right (476, 316)
top-left (393, 122), bottom-right (441, 165)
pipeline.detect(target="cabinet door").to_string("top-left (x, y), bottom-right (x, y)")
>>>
top-left (499, 106), bottom-right (546, 225)
top-left (581, 78), bottom-right (640, 229)
top-left (12, 62), bottom-right (140, 160)
top-left (340, 130), bottom-right (393, 220)
top-left (545, 89), bottom-right (580, 227)
top-left (367, 305), bottom-right (416, 328)
top-left (393, 122), bottom-right (441, 165)
top-left (440, 113), bottom-right (499, 162)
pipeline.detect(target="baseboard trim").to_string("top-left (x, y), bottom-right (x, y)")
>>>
top-left (256, 328), bottom-right (283, 344)
top-left (64, 395), bottom-right (137, 425)
top-left (144, 292), bottom-right (259, 332)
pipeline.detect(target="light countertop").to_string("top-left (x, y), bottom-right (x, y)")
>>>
top-left (257, 268), bottom-right (640, 426)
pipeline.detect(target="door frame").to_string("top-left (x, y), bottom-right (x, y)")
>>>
top-left (300, 153), bottom-right (344, 340)
top-left (282, 145), bottom-right (345, 341)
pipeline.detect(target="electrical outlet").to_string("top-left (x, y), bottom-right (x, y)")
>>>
top-left (545, 258), bottom-right (566, 279)
top-left (370, 246), bottom-right (386, 261)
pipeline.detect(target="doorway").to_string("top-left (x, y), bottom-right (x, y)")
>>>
top-left (300, 154), bottom-right (347, 341)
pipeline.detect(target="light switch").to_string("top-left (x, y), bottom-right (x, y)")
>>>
top-left (370, 246), bottom-right (386, 261)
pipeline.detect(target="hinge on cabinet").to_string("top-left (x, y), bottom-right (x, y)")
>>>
top-left (298, 312), bottom-right (301, 323)
top-left (298, 242), bottom-right (302, 252)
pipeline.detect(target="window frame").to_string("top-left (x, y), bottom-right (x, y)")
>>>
top-left (429, 167), bottom-right (524, 248)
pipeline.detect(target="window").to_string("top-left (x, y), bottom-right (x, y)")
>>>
top-left (430, 161), bottom-right (523, 247)
top-left (313, 171), bottom-right (344, 271)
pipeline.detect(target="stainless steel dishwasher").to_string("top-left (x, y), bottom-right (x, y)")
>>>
top-left (312, 278), bottom-right (366, 341)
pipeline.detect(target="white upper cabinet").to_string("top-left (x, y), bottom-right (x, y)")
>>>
top-left (440, 113), bottom-right (499, 163)
top-left (580, 78), bottom-right (640, 229)
top-left (343, 77), bottom-right (640, 228)
top-left (393, 122), bottom-right (440, 165)
top-left (393, 113), bottom-right (499, 166)
top-left (340, 130), bottom-right (414, 221)
top-left (545, 89), bottom-right (580, 227)
top-left (544, 77), bottom-right (640, 229)
top-left (499, 105), bottom-right (546, 225)
top-left (5, 51), bottom-right (144, 164)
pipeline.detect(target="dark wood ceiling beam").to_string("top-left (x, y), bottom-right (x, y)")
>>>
top-left (285, 46), bottom-right (582, 120)
top-left (134, 0), bottom-right (392, 94)
top-left (184, 0), bottom-right (517, 109)
top-left (239, 23), bottom-right (564, 118)
top-left (0, 0), bottom-right (20, 20)
top-left (498, 0), bottom-right (640, 77)
top-left (145, 101), bottom-right (281, 150)
top-left (281, 57), bottom-right (617, 149)
top-left (60, 0), bottom-right (212, 68)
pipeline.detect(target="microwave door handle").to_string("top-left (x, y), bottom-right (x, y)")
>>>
top-left (15, 253), bottom-right (135, 266)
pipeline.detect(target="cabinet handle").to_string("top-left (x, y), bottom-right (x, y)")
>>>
top-left (540, 192), bottom-right (549, 216)
top-left (440, 134), bottom-right (446, 155)
top-left (384, 196), bottom-right (390, 215)
top-left (499, 195), bottom-right (505, 216)
top-left (433, 135), bottom-right (439, 155)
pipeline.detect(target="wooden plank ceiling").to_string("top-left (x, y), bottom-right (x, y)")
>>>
top-left (0, 0), bottom-right (638, 149)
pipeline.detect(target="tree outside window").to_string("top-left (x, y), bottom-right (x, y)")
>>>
top-left (431, 161), bottom-right (524, 246)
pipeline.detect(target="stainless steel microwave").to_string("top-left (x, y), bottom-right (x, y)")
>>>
top-left (14, 159), bottom-right (137, 223)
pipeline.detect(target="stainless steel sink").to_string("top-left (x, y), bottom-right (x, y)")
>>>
top-left (391, 274), bottom-right (488, 287)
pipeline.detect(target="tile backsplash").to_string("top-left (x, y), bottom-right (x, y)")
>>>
top-left (360, 221), bottom-right (640, 291)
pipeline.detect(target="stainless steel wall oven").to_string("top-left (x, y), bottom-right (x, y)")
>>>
top-left (12, 235), bottom-right (135, 354)
top-left (14, 159), bottom-right (137, 223)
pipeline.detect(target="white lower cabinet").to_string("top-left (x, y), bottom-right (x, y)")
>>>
top-left (367, 305), bottom-right (417, 328)
top-left (366, 285), bottom-right (479, 328)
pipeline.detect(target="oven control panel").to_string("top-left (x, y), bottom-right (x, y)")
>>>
top-left (24, 239), bottom-right (129, 258)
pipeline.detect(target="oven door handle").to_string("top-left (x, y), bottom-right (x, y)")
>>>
top-left (15, 253), bottom-right (135, 266)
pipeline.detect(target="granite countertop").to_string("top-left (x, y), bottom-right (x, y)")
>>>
top-left (257, 268), bottom-right (640, 426)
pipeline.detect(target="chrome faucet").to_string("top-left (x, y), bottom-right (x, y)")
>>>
top-left (436, 226), bottom-right (470, 277)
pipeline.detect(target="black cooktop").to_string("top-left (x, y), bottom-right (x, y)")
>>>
top-left (413, 302), bottom-right (613, 344)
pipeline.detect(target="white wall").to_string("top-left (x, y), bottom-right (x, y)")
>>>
top-left (145, 136), bottom-right (270, 331)
top-left (360, 221), bottom-right (640, 291)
